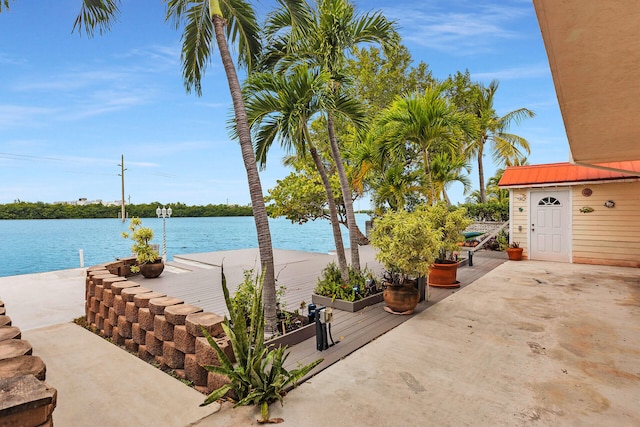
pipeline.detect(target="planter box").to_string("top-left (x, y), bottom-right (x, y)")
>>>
top-left (311, 292), bottom-right (384, 312)
top-left (266, 322), bottom-right (316, 349)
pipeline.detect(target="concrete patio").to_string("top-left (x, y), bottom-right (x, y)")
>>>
top-left (197, 260), bottom-right (640, 426)
top-left (2, 257), bottom-right (639, 426)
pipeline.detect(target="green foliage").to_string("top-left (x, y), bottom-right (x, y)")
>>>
top-left (201, 269), bottom-right (323, 422)
top-left (496, 230), bottom-right (509, 251)
top-left (230, 269), bottom-right (257, 325)
top-left (423, 203), bottom-right (473, 261)
top-left (121, 217), bottom-right (159, 272)
top-left (363, 83), bottom-right (477, 207)
top-left (345, 45), bottom-right (435, 115)
top-left (314, 262), bottom-right (375, 302)
top-left (370, 206), bottom-right (442, 283)
top-left (459, 201), bottom-right (509, 222)
top-left (265, 168), bottom-right (343, 225)
top-left (0, 201), bottom-right (253, 220)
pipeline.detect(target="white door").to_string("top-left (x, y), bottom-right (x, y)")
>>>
top-left (529, 190), bottom-right (571, 262)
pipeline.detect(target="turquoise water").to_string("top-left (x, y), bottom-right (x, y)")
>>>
top-left (0, 215), bottom-right (369, 277)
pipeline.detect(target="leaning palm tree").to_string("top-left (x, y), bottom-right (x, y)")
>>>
top-left (263, 0), bottom-right (398, 272)
top-left (243, 65), bottom-right (365, 283)
top-left (467, 80), bottom-right (535, 203)
top-left (73, 0), bottom-right (280, 334)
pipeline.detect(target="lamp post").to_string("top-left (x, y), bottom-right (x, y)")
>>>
top-left (156, 205), bottom-right (172, 262)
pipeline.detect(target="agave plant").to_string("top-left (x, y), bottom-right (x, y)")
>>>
top-left (200, 268), bottom-right (323, 423)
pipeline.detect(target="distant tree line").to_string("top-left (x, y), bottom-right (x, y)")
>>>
top-left (0, 201), bottom-right (253, 220)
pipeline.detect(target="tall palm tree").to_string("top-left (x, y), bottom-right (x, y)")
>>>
top-left (376, 84), bottom-right (477, 205)
top-left (468, 80), bottom-right (535, 203)
top-left (263, 0), bottom-right (398, 272)
top-left (243, 66), bottom-right (365, 283)
top-left (72, 0), bottom-right (279, 334)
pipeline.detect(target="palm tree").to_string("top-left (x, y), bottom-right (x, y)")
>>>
top-left (430, 151), bottom-right (471, 205)
top-left (72, 0), bottom-right (280, 334)
top-left (467, 80), bottom-right (535, 203)
top-left (375, 84), bottom-right (477, 205)
top-left (263, 0), bottom-right (398, 272)
top-left (243, 65), bottom-right (365, 283)
top-left (372, 163), bottom-right (424, 212)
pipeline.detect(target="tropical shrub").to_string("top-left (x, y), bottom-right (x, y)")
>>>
top-left (230, 269), bottom-right (257, 323)
top-left (423, 203), bottom-right (473, 262)
top-left (370, 206), bottom-right (442, 285)
top-left (459, 201), bottom-right (509, 222)
top-left (314, 262), bottom-right (378, 302)
top-left (201, 269), bottom-right (323, 423)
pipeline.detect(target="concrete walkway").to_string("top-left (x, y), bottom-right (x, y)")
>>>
top-left (2, 259), bottom-right (639, 426)
top-left (25, 324), bottom-right (220, 426)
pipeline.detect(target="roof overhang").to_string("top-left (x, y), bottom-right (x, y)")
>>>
top-left (532, 0), bottom-right (640, 169)
top-left (498, 161), bottom-right (640, 188)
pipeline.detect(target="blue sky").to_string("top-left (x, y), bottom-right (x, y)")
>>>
top-left (0, 0), bottom-right (568, 208)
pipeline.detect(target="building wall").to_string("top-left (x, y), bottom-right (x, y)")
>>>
top-left (509, 189), bottom-right (530, 259)
top-left (571, 181), bottom-right (640, 267)
top-left (509, 181), bottom-right (640, 267)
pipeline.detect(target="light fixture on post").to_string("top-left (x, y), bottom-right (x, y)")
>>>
top-left (156, 205), bottom-right (172, 262)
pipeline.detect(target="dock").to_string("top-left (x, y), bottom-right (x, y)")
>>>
top-left (134, 246), bottom-right (507, 376)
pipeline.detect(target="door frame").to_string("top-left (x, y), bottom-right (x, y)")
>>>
top-left (528, 188), bottom-right (572, 262)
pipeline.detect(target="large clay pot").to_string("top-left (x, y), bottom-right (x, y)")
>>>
top-left (506, 248), bottom-right (524, 261)
top-left (428, 260), bottom-right (460, 288)
top-left (138, 260), bottom-right (164, 278)
top-left (383, 283), bottom-right (419, 314)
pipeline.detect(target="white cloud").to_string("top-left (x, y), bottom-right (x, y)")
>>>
top-left (0, 104), bottom-right (61, 127)
top-left (472, 64), bottom-right (550, 80)
top-left (382, 1), bottom-right (531, 55)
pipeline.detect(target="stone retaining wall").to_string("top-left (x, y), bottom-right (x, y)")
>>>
top-left (0, 300), bottom-right (57, 426)
top-left (85, 262), bottom-right (235, 395)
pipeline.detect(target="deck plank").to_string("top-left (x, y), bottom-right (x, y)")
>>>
top-left (134, 246), bottom-right (507, 378)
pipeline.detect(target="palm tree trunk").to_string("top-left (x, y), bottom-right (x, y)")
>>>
top-left (327, 112), bottom-right (361, 272)
top-left (477, 142), bottom-right (487, 204)
top-left (443, 187), bottom-right (451, 206)
top-left (309, 146), bottom-right (349, 283)
top-left (423, 149), bottom-right (436, 205)
top-left (212, 16), bottom-right (277, 335)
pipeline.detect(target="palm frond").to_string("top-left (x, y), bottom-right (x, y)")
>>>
top-left (73, 0), bottom-right (121, 37)
top-left (219, 0), bottom-right (261, 71)
top-left (0, 0), bottom-right (12, 12)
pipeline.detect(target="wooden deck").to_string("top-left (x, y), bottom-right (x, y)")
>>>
top-left (133, 246), bottom-right (507, 378)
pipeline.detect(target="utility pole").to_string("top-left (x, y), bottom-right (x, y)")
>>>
top-left (118, 155), bottom-right (126, 222)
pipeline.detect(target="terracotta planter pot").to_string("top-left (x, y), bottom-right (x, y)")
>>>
top-left (138, 260), bottom-right (164, 278)
top-left (507, 247), bottom-right (524, 261)
top-left (428, 260), bottom-right (460, 288)
top-left (383, 283), bottom-right (419, 314)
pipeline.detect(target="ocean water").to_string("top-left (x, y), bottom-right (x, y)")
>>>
top-left (0, 215), bottom-right (369, 277)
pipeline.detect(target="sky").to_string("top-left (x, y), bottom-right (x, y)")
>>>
top-left (0, 0), bottom-right (569, 208)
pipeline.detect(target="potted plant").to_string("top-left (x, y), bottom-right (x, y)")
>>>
top-left (121, 217), bottom-right (164, 278)
top-left (426, 203), bottom-right (473, 288)
top-left (506, 241), bottom-right (524, 261)
top-left (370, 206), bottom-right (442, 314)
top-left (311, 263), bottom-right (383, 312)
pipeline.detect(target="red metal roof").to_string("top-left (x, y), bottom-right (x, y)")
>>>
top-left (499, 161), bottom-right (640, 187)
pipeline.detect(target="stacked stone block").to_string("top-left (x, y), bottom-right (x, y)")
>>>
top-left (0, 299), bottom-right (57, 426)
top-left (85, 262), bottom-right (236, 396)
